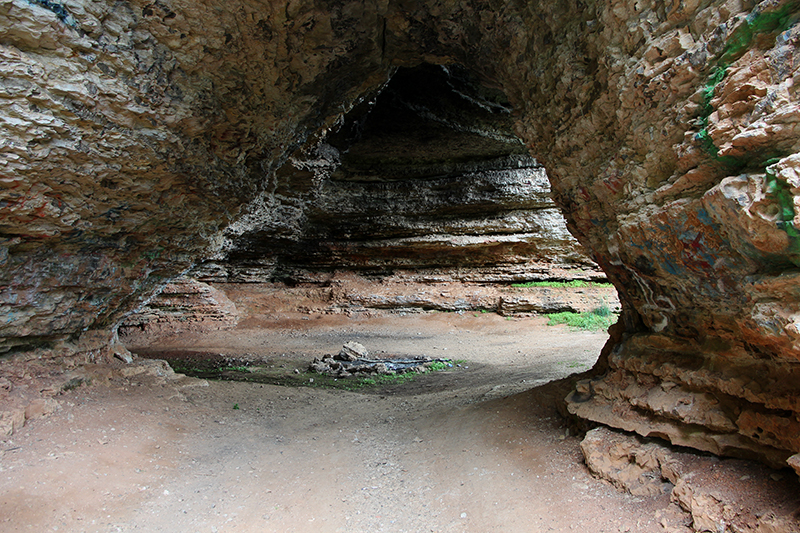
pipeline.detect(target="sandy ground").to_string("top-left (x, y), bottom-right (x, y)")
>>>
top-left (0, 310), bottom-right (794, 532)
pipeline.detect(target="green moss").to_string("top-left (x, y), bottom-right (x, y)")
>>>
top-left (545, 306), bottom-right (618, 331)
top-left (511, 280), bottom-right (613, 289)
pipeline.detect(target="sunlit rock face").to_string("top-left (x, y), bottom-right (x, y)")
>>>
top-left (3, 0), bottom-right (800, 470)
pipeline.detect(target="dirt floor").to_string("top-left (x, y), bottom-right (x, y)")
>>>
top-left (0, 308), bottom-right (796, 532)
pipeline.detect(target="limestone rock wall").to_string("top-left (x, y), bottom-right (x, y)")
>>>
top-left (552, 2), bottom-right (800, 471)
top-left (214, 153), bottom-right (595, 282)
top-left (0, 0), bottom-right (390, 353)
top-left (3, 0), bottom-right (800, 470)
top-left (211, 64), bottom-right (597, 283)
top-left (119, 276), bottom-right (238, 342)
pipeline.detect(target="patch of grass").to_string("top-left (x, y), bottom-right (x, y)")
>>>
top-left (545, 305), bottom-right (618, 331)
top-left (318, 370), bottom-right (423, 391)
top-left (511, 280), bottom-right (613, 289)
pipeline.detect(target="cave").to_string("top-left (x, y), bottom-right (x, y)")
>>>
top-left (195, 62), bottom-right (599, 283)
top-left (2, 0), bottom-right (800, 530)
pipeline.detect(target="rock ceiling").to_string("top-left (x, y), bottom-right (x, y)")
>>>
top-left (2, 0), bottom-right (800, 473)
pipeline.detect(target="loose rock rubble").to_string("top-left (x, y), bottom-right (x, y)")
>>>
top-left (309, 341), bottom-right (451, 378)
top-left (580, 426), bottom-right (800, 533)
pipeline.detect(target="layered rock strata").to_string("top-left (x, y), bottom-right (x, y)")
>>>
top-left (211, 64), bottom-right (597, 283)
top-left (119, 276), bottom-right (238, 340)
top-left (580, 427), bottom-right (800, 532)
top-left (2, 0), bottom-right (800, 472)
top-left (212, 154), bottom-right (595, 282)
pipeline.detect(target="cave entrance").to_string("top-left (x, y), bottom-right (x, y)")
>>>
top-left (124, 62), bottom-right (620, 389)
top-left (208, 63), bottom-right (609, 293)
top-left (124, 62), bottom-right (619, 378)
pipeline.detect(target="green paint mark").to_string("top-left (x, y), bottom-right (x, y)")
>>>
top-left (695, 127), bottom-right (718, 158)
top-left (685, 4), bottom-right (800, 263)
top-left (701, 66), bottom-right (728, 116)
top-left (696, 3), bottom-right (799, 163)
top-left (764, 163), bottom-right (800, 265)
top-left (720, 4), bottom-right (798, 66)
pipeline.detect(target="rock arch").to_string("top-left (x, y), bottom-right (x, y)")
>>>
top-left (2, 0), bottom-right (800, 471)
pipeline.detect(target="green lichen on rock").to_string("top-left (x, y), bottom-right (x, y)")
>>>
top-left (701, 66), bottom-right (728, 116)
top-left (719, 2), bottom-right (799, 66)
top-left (764, 162), bottom-right (800, 265)
top-left (696, 3), bottom-right (799, 162)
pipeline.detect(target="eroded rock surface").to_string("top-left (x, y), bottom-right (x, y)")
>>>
top-left (211, 64), bottom-right (597, 283)
top-left (580, 427), bottom-right (800, 532)
top-left (2, 0), bottom-right (800, 470)
top-left (119, 276), bottom-right (238, 342)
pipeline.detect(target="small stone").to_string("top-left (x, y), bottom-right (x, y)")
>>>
top-left (0, 409), bottom-right (25, 437)
top-left (787, 454), bottom-right (800, 477)
top-left (338, 341), bottom-right (369, 361)
top-left (113, 346), bottom-right (134, 364)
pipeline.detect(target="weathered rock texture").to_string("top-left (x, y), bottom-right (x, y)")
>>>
top-left (120, 274), bottom-right (620, 325)
top-left (580, 427), bottom-right (800, 532)
top-left (211, 64), bottom-right (596, 283)
top-left (119, 276), bottom-right (238, 337)
top-left (3, 0), bottom-right (800, 470)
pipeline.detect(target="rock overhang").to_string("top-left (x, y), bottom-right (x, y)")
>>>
top-left (2, 0), bottom-right (800, 472)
